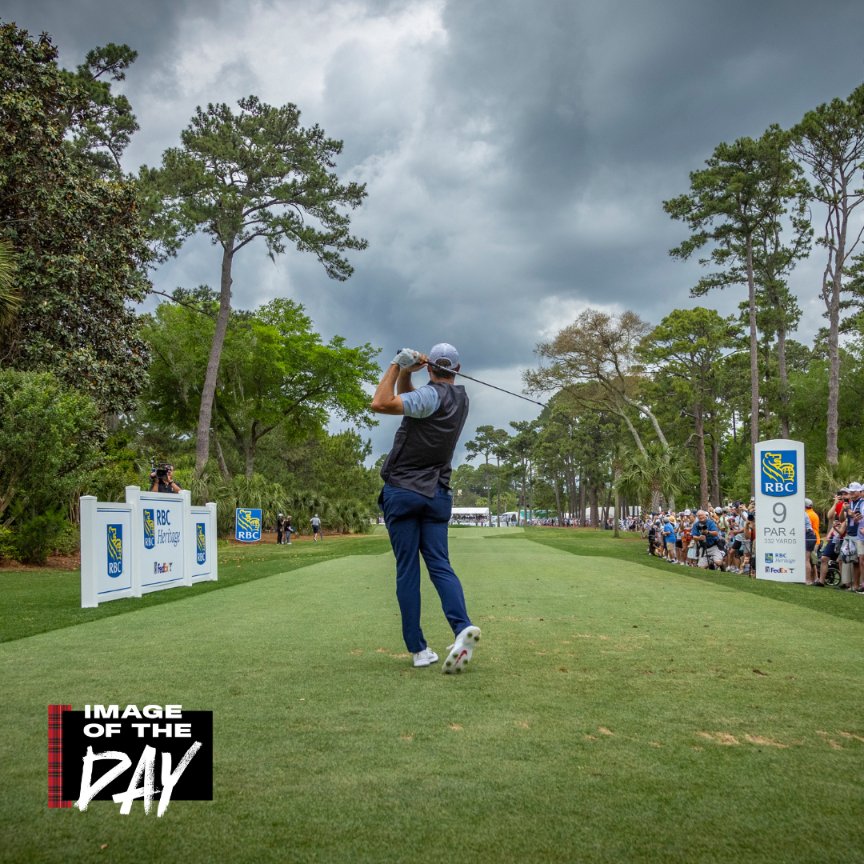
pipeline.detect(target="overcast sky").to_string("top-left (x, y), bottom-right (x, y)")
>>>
top-left (5, 0), bottom-right (864, 463)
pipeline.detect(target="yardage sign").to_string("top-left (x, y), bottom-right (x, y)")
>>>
top-left (754, 439), bottom-right (805, 583)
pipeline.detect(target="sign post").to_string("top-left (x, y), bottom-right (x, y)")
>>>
top-left (754, 439), bottom-right (806, 583)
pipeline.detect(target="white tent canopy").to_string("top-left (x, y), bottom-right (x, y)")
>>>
top-left (450, 507), bottom-right (490, 525)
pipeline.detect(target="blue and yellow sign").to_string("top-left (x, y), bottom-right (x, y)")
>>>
top-left (106, 525), bottom-right (123, 578)
top-left (196, 522), bottom-right (207, 564)
top-left (143, 508), bottom-right (155, 549)
top-left (235, 508), bottom-right (262, 543)
top-left (760, 450), bottom-right (797, 496)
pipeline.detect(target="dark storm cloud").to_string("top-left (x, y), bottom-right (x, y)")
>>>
top-left (4, 0), bottom-right (864, 459)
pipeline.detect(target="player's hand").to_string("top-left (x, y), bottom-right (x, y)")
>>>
top-left (391, 348), bottom-right (423, 369)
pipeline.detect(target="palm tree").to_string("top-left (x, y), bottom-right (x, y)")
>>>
top-left (616, 444), bottom-right (682, 515)
top-left (0, 239), bottom-right (20, 325)
top-left (809, 455), bottom-right (864, 521)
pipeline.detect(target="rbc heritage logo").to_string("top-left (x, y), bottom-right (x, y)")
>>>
top-left (760, 450), bottom-right (797, 496)
top-left (106, 525), bottom-right (123, 578)
top-left (143, 508), bottom-right (156, 550)
top-left (196, 523), bottom-right (206, 565)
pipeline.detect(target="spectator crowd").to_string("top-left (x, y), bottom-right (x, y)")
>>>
top-left (639, 485), bottom-right (864, 591)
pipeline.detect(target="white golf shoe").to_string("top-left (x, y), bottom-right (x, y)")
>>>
top-left (412, 648), bottom-right (439, 668)
top-left (442, 625), bottom-right (481, 674)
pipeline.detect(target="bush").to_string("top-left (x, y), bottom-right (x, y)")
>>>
top-left (12, 512), bottom-right (68, 565)
top-left (0, 525), bottom-right (16, 562)
top-left (0, 370), bottom-right (102, 523)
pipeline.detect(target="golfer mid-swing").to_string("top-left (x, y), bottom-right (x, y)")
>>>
top-left (371, 342), bottom-right (481, 673)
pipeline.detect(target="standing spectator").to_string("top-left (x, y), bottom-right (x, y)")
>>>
top-left (311, 513), bottom-right (322, 542)
top-left (804, 498), bottom-right (820, 585)
top-left (846, 482), bottom-right (864, 591)
top-left (724, 510), bottom-right (741, 572)
top-left (276, 513), bottom-right (285, 545)
top-left (662, 514), bottom-right (677, 562)
top-left (283, 514), bottom-right (294, 545)
top-left (646, 517), bottom-right (658, 556)
top-left (743, 510), bottom-right (755, 577)
top-left (805, 498), bottom-right (820, 545)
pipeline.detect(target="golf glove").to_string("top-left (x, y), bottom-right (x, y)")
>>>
top-left (391, 348), bottom-right (421, 368)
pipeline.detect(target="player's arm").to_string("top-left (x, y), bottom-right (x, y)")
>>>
top-left (371, 350), bottom-right (427, 415)
top-left (371, 365), bottom-right (404, 415)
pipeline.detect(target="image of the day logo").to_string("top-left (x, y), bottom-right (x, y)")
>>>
top-left (760, 451), bottom-right (797, 496)
top-left (48, 704), bottom-right (213, 817)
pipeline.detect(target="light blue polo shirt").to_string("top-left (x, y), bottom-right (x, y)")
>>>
top-left (400, 384), bottom-right (441, 419)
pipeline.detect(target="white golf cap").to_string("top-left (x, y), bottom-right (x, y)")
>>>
top-left (805, 498), bottom-right (813, 507)
top-left (850, 482), bottom-right (863, 492)
top-left (428, 342), bottom-right (459, 369)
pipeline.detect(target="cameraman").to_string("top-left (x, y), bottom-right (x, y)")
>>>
top-left (691, 509), bottom-right (725, 570)
top-left (150, 463), bottom-right (181, 494)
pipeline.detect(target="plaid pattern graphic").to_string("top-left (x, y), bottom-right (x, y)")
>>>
top-left (48, 705), bottom-right (73, 808)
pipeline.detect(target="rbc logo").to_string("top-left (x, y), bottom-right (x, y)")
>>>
top-left (106, 525), bottom-right (123, 578)
top-left (760, 451), bottom-right (797, 496)
top-left (235, 508), bottom-right (262, 543)
top-left (196, 523), bottom-right (207, 565)
top-left (143, 509), bottom-right (155, 549)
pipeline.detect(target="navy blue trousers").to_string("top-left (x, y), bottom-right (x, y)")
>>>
top-left (380, 483), bottom-right (472, 653)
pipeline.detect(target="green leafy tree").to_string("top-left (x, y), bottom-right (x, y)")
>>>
top-left (525, 309), bottom-right (670, 455)
top-left (791, 84), bottom-right (864, 465)
top-left (141, 96), bottom-right (368, 475)
top-left (616, 443), bottom-right (682, 517)
top-left (639, 308), bottom-right (739, 506)
top-left (465, 424), bottom-right (511, 523)
top-left (0, 24), bottom-right (150, 414)
top-left (141, 295), bottom-right (378, 477)
top-left (0, 370), bottom-right (102, 525)
top-left (664, 125), bottom-right (808, 453)
top-left (61, 43), bottom-right (140, 176)
top-left (503, 420), bottom-right (540, 521)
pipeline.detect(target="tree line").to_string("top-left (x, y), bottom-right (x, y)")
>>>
top-left (0, 23), bottom-right (377, 561)
top-left (460, 87), bottom-right (864, 524)
top-left (1, 21), bottom-right (863, 560)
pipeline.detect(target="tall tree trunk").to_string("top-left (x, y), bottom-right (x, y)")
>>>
top-left (213, 433), bottom-right (232, 481)
top-left (579, 472), bottom-right (586, 524)
top-left (495, 455), bottom-right (502, 527)
top-left (553, 473), bottom-right (562, 525)
top-left (826, 239), bottom-right (845, 466)
top-left (776, 323), bottom-right (790, 439)
top-left (747, 235), bottom-right (760, 494)
top-left (195, 243), bottom-right (234, 475)
top-left (710, 429), bottom-right (721, 506)
top-left (695, 403), bottom-right (708, 507)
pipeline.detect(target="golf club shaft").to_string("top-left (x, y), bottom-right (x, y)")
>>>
top-left (426, 361), bottom-right (546, 407)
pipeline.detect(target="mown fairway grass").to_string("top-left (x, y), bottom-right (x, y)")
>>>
top-left (1, 528), bottom-right (863, 863)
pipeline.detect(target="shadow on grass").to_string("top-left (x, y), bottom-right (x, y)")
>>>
top-left (517, 527), bottom-right (864, 626)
